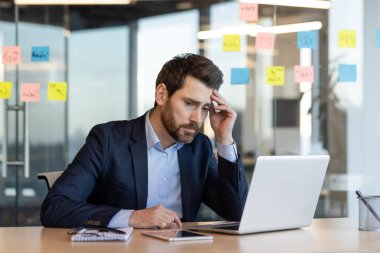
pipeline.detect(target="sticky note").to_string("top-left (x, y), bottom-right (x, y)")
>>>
top-left (294, 65), bottom-right (314, 83)
top-left (266, 66), bottom-right (285, 86)
top-left (338, 64), bottom-right (357, 82)
top-left (0, 82), bottom-right (12, 99)
top-left (256, 32), bottom-right (275, 50)
top-left (223, 34), bottom-right (241, 52)
top-left (240, 3), bottom-right (258, 22)
top-left (21, 83), bottom-right (40, 102)
top-left (2, 46), bottom-right (21, 64)
top-left (297, 31), bottom-right (317, 49)
top-left (376, 30), bottom-right (380, 48)
top-left (231, 68), bottom-right (250, 85)
top-left (48, 82), bottom-right (67, 101)
top-left (31, 46), bottom-right (50, 62)
top-left (338, 30), bottom-right (356, 48)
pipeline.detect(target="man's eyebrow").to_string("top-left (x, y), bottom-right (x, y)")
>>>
top-left (183, 97), bottom-right (212, 107)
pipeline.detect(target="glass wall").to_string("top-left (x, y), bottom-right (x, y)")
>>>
top-left (0, 0), bottom-right (379, 225)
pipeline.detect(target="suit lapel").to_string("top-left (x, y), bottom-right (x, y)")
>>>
top-left (178, 145), bottom-right (193, 220)
top-left (130, 114), bottom-right (148, 210)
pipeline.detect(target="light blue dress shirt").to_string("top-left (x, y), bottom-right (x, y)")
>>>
top-left (108, 112), bottom-right (238, 228)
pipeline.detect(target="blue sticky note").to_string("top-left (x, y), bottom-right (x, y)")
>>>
top-left (338, 64), bottom-right (357, 82)
top-left (297, 31), bottom-right (317, 49)
top-left (31, 46), bottom-right (50, 62)
top-left (231, 68), bottom-right (250, 85)
top-left (376, 30), bottom-right (380, 48)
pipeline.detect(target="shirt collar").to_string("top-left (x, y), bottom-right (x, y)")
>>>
top-left (145, 110), bottom-right (184, 151)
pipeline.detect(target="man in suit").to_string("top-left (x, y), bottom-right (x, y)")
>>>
top-left (41, 53), bottom-right (248, 229)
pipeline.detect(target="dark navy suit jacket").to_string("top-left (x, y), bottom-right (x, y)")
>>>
top-left (40, 114), bottom-right (248, 228)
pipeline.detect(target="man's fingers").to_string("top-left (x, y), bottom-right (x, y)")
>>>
top-left (174, 216), bottom-right (182, 228)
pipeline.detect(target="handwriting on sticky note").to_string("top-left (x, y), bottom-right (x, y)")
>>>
top-left (231, 68), bottom-right (250, 85)
top-left (294, 65), bottom-right (314, 83)
top-left (2, 46), bottom-right (21, 64)
top-left (266, 66), bottom-right (285, 86)
top-left (31, 46), bottom-right (50, 62)
top-left (338, 64), bottom-right (357, 82)
top-left (338, 30), bottom-right (356, 48)
top-left (0, 82), bottom-right (12, 99)
top-left (256, 33), bottom-right (275, 50)
top-left (21, 83), bottom-right (40, 102)
top-left (48, 82), bottom-right (67, 101)
top-left (240, 3), bottom-right (258, 22)
top-left (223, 34), bottom-right (241, 52)
top-left (297, 31), bottom-right (317, 49)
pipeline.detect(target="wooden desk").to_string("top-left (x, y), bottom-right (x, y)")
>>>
top-left (1, 218), bottom-right (380, 253)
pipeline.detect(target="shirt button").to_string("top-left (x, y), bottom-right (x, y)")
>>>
top-left (162, 153), bottom-right (167, 157)
top-left (161, 177), bottom-right (167, 182)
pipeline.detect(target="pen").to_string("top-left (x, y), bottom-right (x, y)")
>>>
top-left (355, 190), bottom-right (380, 223)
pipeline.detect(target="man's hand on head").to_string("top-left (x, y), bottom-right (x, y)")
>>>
top-left (209, 89), bottom-right (236, 145)
top-left (128, 204), bottom-right (182, 229)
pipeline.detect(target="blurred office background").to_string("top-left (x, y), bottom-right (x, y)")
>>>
top-left (0, 0), bottom-right (379, 226)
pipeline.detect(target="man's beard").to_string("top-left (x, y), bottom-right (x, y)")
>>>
top-left (161, 103), bottom-right (200, 143)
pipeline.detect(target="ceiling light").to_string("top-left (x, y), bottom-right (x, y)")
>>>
top-left (240, 0), bottom-right (330, 9)
top-left (14, 0), bottom-right (131, 5)
top-left (197, 21), bottom-right (322, 40)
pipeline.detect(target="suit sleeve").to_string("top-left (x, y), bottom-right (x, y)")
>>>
top-left (40, 125), bottom-right (121, 228)
top-left (202, 138), bottom-right (249, 221)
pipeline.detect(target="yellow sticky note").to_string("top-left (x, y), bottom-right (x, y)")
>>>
top-left (48, 82), bottom-right (67, 101)
top-left (266, 66), bottom-right (285, 86)
top-left (223, 34), bottom-right (241, 52)
top-left (338, 30), bottom-right (356, 48)
top-left (0, 82), bottom-right (12, 99)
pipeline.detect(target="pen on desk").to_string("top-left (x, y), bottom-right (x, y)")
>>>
top-left (355, 190), bottom-right (380, 223)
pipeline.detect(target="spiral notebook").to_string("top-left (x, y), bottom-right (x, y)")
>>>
top-left (71, 227), bottom-right (133, 242)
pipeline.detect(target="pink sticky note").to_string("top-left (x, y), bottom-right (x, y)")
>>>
top-left (21, 83), bottom-right (40, 102)
top-left (294, 65), bottom-right (314, 83)
top-left (240, 3), bottom-right (258, 22)
top-left (2, 46), bottom-right (21, 64)
top-left (256, 33), bottom-right (275, 50)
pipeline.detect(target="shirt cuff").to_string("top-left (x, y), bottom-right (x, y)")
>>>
top-left (216, 142), bottom-right (238, 163)
top-left (107, 209), bottom-right (134, 228)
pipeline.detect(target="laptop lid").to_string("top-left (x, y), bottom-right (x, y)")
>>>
top-left (189, 155), bottom-right (329, 234)
top-left (238, 155), bottom-right (330, 234)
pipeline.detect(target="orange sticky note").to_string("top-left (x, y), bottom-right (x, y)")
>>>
top-left (338, 30), bottom-right (356, 48)
top-left (240, 3), bottom-right (258, 22)
top-left (0, 82), bottom-right (12, 99)
top-left (294, 65), bottom-right (314, 83)
top-left (2, 46), bottom-right (21, 64)
top-left (256, 32), bottom-right (275, 50)
top-left (21, 83), bottom-right (40, 102)
top-left (266, 66), bottom-right (285, 86)
top-left (223, 34), bottom-right (241, 52)
top-left (48, 82), bottom-right (67, 101)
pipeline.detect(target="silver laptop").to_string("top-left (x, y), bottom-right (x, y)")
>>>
top-left (188, 155), bottom-right (330, 234)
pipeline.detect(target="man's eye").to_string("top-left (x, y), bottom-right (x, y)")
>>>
top-left (185, 101), bottom-right (193, 106)
top-left (202, 107), bottom-right (209, 112)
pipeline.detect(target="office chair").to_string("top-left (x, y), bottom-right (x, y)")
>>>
top-left (37, 171), bottom-right (63, 190)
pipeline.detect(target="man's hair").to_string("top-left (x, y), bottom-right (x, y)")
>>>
top-left (154, 53), bottom-right (223, 107)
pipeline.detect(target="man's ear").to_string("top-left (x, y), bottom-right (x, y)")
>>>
top-left (155, 83), bottom-right (168, 106)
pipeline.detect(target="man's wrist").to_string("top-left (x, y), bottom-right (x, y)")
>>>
top-left (215, 136), bottom-right (234, 145)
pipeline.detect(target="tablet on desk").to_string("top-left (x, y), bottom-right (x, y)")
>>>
top-left (141, 230), bottom-right (213, 242)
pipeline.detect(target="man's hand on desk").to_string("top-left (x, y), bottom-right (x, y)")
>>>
top-left (128, 204), bottom-right (182, 229)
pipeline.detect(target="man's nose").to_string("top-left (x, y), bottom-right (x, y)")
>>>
top-left (190, 109), bottom-right (202, 126)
